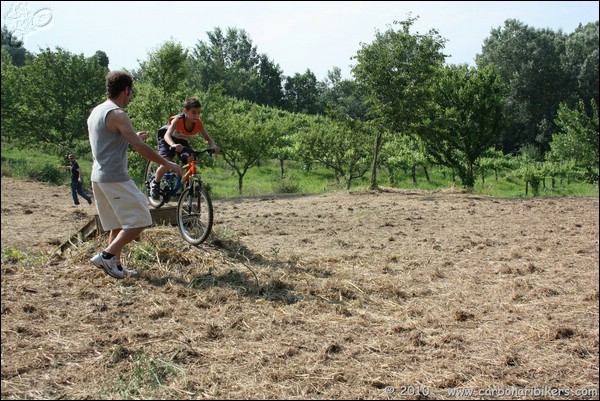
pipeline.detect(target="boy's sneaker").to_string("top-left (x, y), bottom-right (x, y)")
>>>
top-left (90, 253), bottom-right (125, 279)
top-left (87, 198), bottom-right (93, 205)
top-left (150, 180), bottom-right (161, 200)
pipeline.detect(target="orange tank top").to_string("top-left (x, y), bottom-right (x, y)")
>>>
top-left (168, 113), bottom-right (204, 141)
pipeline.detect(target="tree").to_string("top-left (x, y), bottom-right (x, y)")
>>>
top-left (282, 69), bottom-right (322, 114)
top-left (136, 39), bottom-right (191, 99)
top-left (548, 99), bottom-right (599, 183)
top-left (562, 21), bottom-right (599, 112)
top-left (321, 67), bottom-right (369, 120)
top-left (8, 47), bottom-right (106, 156)
top-left (318, 74), bottom-right (378, 187)
top-left (297, 114), bottom-right (373, 190)
top-left (352, 16), bottom-right (447, 189)
top-left (477, 19), bottom-right (578, 154)
top-left (94, 50), bottom-right (109, 68)
top-left (422, 64), bottom-right (505, 189)
top-left (129, 40), bottom-right (191, 127)
top-left (1, 47), bottom-right (22, 142)
top-left (1, 25), bottom-right (28, 66)
top-left (256, 53), bottom-right (285, 108)
top-left (191, 27), bottom-right (284, 107)
top-left (382, 135), bottom-right (430, 186)
top-left (268, 114), bottom-right (303, 178)
top-left (201, 88), bottom-right (280, 194)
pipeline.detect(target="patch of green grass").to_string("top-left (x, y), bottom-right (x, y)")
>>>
top-left (126, 243), bottom-right (157, 266)
top-left (1, 246), bottom-right (49, 266)
top-left (1, 247), bottom-right (24, 263)
top-left (114, 352), bottom-right (182, 399)
top-left (202, 161), bottom-right (340, 198)
top-left (473, 174), bottom-right (599, 198)
top-left (384, 166), bottom-right (598, 198)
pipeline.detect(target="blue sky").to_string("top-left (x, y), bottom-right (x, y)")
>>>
top-left (2, 1), bottom-right (598, 80)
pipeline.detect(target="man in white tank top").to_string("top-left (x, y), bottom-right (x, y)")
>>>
top-left (87, 71), bottom-right (183, 279)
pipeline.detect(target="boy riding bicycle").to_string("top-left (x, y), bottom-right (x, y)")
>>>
top-left (150, 96), bottom-right (220, 199)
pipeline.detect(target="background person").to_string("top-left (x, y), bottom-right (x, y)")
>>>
top-left (58, 153), bottom-right (92, 206)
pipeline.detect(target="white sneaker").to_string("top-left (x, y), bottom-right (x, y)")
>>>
top-left (90, 253), bottom-right (125, 279)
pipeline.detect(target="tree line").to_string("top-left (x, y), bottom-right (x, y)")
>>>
top-left (1, 17), bottom-right (598, 193)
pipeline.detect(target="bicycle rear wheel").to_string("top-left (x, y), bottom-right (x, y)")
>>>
top-left (144, 160), bottom-right (167, 209)
top-left (177, 184), bottom-right (213, 245)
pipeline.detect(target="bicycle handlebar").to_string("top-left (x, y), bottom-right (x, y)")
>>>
top-left (169, 147), bottom-right (216, 157)
top-left (199, 148), bottom-right (216, 157)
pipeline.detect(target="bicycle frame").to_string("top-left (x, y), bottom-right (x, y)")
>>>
top-left (145, 148), bottom-right (213, 209)
top-left (181, 160), bottom-right (197, 186)
top-left (158, 158), bottom-right (197, 195)
top-left (165, 159), bottom-right (198, 195)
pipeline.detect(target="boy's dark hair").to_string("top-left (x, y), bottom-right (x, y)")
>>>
top-left (106, 71), bottom-right (133, 99)
top-left (184, 96), bottom-right (201, 110)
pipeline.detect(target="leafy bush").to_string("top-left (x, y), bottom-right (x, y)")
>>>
top-left (1, 157), bottom-right (27, 178)
top-left (271, 174), bottom-right (301, 193)
top-left (28, 163), bottom-right (64, 184)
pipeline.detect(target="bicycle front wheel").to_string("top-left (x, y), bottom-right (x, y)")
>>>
top-left (177, 185), bottom-right (213, 245)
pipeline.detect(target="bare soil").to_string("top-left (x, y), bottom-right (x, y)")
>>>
top-left (1, 177), bottom-right (598, 400)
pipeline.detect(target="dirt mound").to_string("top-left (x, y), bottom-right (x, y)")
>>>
top-left (1, 177), bottom-right (598, 399)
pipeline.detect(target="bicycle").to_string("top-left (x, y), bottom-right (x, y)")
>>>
top-left (144, 148), bottom-right (215, 245)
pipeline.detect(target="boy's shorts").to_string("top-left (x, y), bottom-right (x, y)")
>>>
top-left (157, 126), bottom-right (194, 161)
top-left (91, 180), bottom-right (152, 231)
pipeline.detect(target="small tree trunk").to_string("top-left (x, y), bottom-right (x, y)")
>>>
top-left (369, 131), bottom-right (383, 190)
top-left (238, 174), bottom-right (244, 195)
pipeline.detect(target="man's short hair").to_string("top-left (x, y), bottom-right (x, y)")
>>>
top-left (106, 71), bottom-right (133, 98)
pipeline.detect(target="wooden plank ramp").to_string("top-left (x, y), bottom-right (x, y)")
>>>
top-left (54, 206), bottom-right (177, 255)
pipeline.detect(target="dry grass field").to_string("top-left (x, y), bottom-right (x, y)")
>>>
top-left (1, 177), bottom-right (598, 400)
